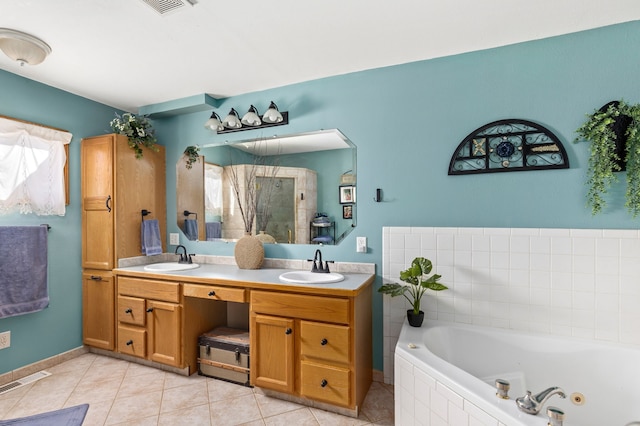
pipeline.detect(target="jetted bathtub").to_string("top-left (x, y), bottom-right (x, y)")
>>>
top-left (395, 320), bottom-right (640, 426)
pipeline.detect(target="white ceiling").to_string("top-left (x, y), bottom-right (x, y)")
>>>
top-left (2, 0), bottom-right (640, 113)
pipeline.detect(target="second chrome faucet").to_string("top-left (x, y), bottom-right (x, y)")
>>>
top-left (516, 386), bottom-right (566, 415)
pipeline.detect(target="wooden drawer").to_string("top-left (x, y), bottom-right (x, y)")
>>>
top-left (118, 277), bottom-right (180, 303)
top-left (118, 325), bottom-right (146, 358)
top-left (117, 296), bottom-right (145, 326)
top-left (250, 291), bottom-right (350, 324)
top-left (300, 321), bottom-right (350, 365)
top-left (183, 283), bottom-right (246, 303)
top-left (300, 360), bottom-right (350, 406)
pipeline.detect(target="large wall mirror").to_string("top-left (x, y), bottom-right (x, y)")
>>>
top-left (176, 129), bottom-right (356, 246)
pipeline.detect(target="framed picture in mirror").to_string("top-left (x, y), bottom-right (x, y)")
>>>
top-left (339, 185), bottom-right (356, 204)
top-left (343, 205), bottom-right (353, 219)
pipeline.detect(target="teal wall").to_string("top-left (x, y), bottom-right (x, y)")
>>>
top-left (1, 21), bottom-right (639, 374)
top-left (0, 71), bottom-right (124, 374)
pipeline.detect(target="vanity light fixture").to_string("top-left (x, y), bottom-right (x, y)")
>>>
top-left (0, 28), bottom-right (51, 66)
top-left (262, 101), bottom-right (284, 124)
top-left (222, 108), bottom-right (242, 129)
top-left (241, 105), bottom-right (262, 127)
top-left (204, 112), bottom-right (224, 132)
top-left (205, 101), bottom-right (289, 134)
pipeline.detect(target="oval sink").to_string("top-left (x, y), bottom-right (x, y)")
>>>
top-left (143, 262), bottom-right (200, 272)
top-left (279, 271), bottom-right (344, 284)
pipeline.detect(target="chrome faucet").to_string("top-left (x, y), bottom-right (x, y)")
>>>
top-left (175, 245), bottom-right (188, 263)
top-left (516, 387), bottom-right (566, 415)
top-left (308, 249), bottom-right (334, 273)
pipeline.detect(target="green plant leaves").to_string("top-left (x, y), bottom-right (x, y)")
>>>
top-left (575, 100), bottom-right (640, 217)
top-left (378, 256), bottom-right (447, 314)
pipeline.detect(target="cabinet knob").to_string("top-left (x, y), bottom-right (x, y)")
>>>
top-left (125, 340), bottom-right (133, 346)
top-left (146, 307), bottom-right (154, 313)
top-left (320, 338), bottom-right (328, 346)
top-left (208, 291), bottom-right (216, 297)
top-left (285, 328), bottom-right (292, 335)
top-left (320, 379), bottom-right (328, 388)
top-left (90, 275), bottom-right (103, 281)
top-left (124, 308), bottom-right (132, 314)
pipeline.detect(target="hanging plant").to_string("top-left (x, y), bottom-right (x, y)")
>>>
top-left (109, 112), bottom-right (159, 159)
top-left (575, 100), bottom-right (640, 217)
top-left (183, 145), bottom-right (200, 169)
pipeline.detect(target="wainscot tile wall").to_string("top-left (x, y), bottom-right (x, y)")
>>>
top-left (382, 226), bottom-right (640, 384)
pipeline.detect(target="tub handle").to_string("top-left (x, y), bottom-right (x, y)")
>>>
top-left (547, 406), bottom-right (565, 426)
top-left (495, 378), bottom-right (510, 399)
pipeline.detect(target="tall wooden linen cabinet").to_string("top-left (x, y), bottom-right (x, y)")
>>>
top-left (81, 133), bottom-right (166, 350)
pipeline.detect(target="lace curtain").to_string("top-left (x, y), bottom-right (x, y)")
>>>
top-left (0, 117), bottom-right (72, 216)
top-left (204, 163), bottom-right (223, 221)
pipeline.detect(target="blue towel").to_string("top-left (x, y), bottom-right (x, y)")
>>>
top-left (183, 219), bottom-right (198, 240)
top-left (141, 219), bottom-right (162, 256)
top-left (206, 222), bottom-right (221, 240)
top-left (0, 226), bottom-right (49, 319)
top-left (0, 403), bottom-right (89, 425)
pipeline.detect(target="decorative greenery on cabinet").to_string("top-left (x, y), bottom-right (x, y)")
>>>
top-left (110, 112), bottom-right (159, 159)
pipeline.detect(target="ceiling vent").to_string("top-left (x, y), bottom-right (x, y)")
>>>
top-left (140, 0), bottom-right (196, 15)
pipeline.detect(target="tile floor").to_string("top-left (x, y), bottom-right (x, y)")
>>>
top-left (0, 353), bottom-right (394, 425)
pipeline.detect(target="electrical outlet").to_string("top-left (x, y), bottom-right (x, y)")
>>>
top-left (169, 233), bottom-right (180, 245)
top-left (0, 331), bottom-right (10, 350)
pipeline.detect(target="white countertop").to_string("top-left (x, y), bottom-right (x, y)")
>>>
top-left (113, 263), bottom-right (374, 295)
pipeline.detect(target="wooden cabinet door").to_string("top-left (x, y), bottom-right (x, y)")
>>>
top-left (147, 300), bottom-right (182, 367)
top-left (250, 314), bottom-right (295, 393)
top-left (82, 270), bottom-right (115, 350)
top-left (81, 135), bottom-right (114, 270)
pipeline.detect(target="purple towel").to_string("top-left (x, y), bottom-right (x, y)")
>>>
top-left (141, 219), bottom-right (162, 256)
top-left (0, 226), bottom-right (49, 319)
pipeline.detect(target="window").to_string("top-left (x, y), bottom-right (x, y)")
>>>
top-left (0, 117), bottom-right (72, 216)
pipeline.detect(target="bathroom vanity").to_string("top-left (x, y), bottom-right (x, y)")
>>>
top-left (109, 263), bottom-right (373, 415)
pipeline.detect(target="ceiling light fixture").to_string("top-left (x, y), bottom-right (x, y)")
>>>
top-left (205, 101), bottom-right (289, 134)
top-left (0, 28), bottom-right (51, 66)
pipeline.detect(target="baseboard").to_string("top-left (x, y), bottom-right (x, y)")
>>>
top-left (0, 346), bottom-right (88, 386)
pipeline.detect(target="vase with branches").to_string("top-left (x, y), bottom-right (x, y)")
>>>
top-left (226, 145), bottom-right (281, 268)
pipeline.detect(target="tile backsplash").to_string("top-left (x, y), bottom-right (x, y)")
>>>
top-left (382, 226), bottom-right (640, 384)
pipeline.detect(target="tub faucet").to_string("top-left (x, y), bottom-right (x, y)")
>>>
top-left (175, 245), bottom-right (188, 263)
top-left (516, 387), bottom-right (566, 415)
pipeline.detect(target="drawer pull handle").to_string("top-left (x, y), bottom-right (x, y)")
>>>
top-left (208, 291), bottom-right (216, 297)
top-left (124, 308), bottom-right (132, 314)
top-left (125, 340), bottom-right (133, 346)
top-left (90, 275), bottom-right (103, 281)
top-left (320, 338), bottom-right (328, 346)
top-left (321, 379), bottom-right (328, 388)
top-left (146, 307), bottom-right (154, 313)
top-left (285, 328), bottom-right (292, 335)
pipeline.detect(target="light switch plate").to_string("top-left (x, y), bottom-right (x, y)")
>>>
top-left (357, 237), bottom-right (367, 253)
top-left (169, 233), bottom-right (180, 245)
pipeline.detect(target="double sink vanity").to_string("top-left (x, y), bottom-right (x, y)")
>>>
top-left (108, 257), bottom-right (374, 416)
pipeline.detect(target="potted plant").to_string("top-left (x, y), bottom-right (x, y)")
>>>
top-left (378, 257), bottom-right (447, 327)
top-left (575, 100), bottom-right (640, 216)
top-left (110, 112), bottom-right (159, 159)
